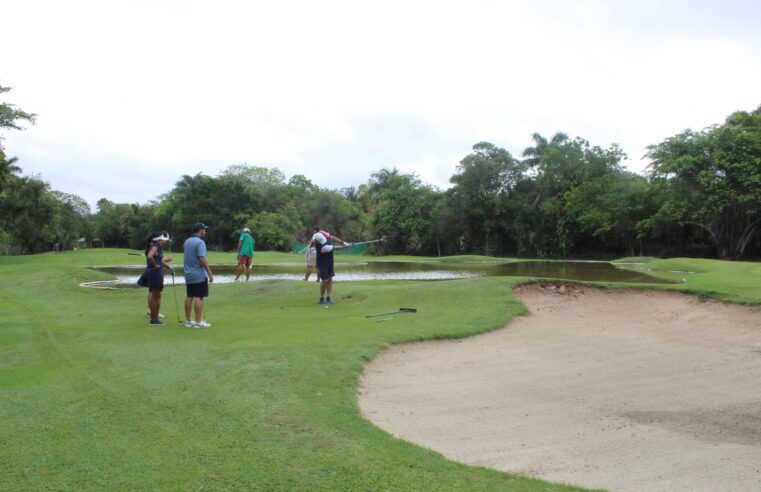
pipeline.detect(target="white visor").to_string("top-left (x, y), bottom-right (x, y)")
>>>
top-left (153, 233), bottom-right (170, 241)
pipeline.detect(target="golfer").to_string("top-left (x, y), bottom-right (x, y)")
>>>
top-left (143, 232), bottom-right (173, 326)
top-left (183, 222), bottom-right (213, 328)
top-left (310, 226), bottom-right (352, 305)
top-left (313, 227), bottom-right (348, 245)
top-left (234, 227), bottom-right (255, 281)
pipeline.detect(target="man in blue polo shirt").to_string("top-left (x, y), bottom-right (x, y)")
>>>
top-left (183, 222), bottom-right (214, 328)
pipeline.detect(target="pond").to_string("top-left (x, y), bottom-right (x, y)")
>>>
top-left (82, 260), bottom-right (675, 289)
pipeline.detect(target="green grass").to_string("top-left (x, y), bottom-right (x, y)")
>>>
top-left (3, 250), bottom-right (760, 490)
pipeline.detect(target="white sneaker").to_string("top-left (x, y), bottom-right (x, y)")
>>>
top-left (195, 320), bottom-right (212, 329)
top-left (184, 320), bottom-right (196, 328)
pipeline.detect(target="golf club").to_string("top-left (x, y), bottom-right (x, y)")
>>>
top-left (351, 238), bottom-right (385, 246)
top-left (170, 268), bottom-right (182, 323)
top-left (366, 307), bottom-right (417, 318)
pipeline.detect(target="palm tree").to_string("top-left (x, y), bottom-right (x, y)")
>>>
top-left (0, 152), bottom-right (22, 187)
top-left (521, 132), bottom-right (569, 167)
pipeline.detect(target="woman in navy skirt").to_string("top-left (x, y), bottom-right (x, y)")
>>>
top-left (141, 232), bottom-right (174, 326)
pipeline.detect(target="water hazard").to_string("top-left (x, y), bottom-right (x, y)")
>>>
top-left (83, 260), bottom-right (674, 289)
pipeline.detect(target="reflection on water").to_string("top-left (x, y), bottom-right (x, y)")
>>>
top-left (84, 260), bottom-right (673, 289)
top-left (493, 261), bottom-right (667, 283)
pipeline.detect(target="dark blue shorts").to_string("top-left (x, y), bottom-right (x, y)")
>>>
top-left (316, 260), bottom-right (334, 280)
top-left (186, 279), bottom-right (209, 298)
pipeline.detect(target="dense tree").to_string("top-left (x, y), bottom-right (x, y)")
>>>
top-left (564, 171), bottom-right (652, 256)
top-left (0, 85), bottom-right (58, 254)
top-left (50, 191), bottom-right (92, 249)
top-left (3, 82), bottom-right (759, 261)
top-left (448, 142), bottom-right (525, 255)
top-left (245, 211), bottom-right (295, 251)
top-left (646, 106), bottom-right (761, 258)
top-left (300, 189), bottom-right (364, 240)
top-left (91, 199), bottom-right (147, 248)
top-left (0, 176), bottom-right (57, 253)
top-left (532, 139), bottom-right (628, 256)
top-left (367, 168), bottom-right (440, 255)
top-left (157, 174), bottom-right (226, 249)
top-left (0, 84), bottom-right (34, 209)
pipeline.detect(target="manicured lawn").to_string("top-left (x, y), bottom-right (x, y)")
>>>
top-left (614, 256), bottom-right (761, 303)
top-left (2, 249), bottom-right (759, 490)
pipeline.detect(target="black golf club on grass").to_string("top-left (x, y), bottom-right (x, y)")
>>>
top-left (365, 307), bottom-right (417, 318)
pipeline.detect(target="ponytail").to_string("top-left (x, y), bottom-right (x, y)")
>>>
top-left (144, 231), bottom-right (169, 255)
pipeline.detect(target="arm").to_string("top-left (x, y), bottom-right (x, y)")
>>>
top-left (147, 246), bottom-right (161, 269)
top-left (162, 255), bottom-right (175, 273)
top-left (236, 239), bottom-right (243, 256)
top-left (199, 256), bottom-right (214, 283)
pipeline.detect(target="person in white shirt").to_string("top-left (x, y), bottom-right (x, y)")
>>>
top-left (309, 226), bottom-right (352, 305)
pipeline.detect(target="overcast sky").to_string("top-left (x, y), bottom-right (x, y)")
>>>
top-left (3, 0), bottom-right (760, 210)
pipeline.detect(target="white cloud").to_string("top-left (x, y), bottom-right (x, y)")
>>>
top-left (2, 0), bottom-right (760, 207)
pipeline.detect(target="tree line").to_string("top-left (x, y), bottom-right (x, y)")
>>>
top-left (2, 85), bottom-right (760, 259)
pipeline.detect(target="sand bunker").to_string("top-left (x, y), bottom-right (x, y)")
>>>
top-left (358, 284), bottom-right (761, 491)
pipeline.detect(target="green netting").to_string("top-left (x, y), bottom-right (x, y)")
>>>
top-left (292, 242), bottom-right (369, 255)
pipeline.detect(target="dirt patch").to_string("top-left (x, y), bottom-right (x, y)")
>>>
top-left (358, 284), bottom-right (761, 491)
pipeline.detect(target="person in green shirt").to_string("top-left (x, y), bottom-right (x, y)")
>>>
top-left (234, 227), bottom-right (256, 281)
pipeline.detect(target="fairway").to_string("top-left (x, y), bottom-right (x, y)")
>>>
top-left (1, 249), bottom-right (587, 491)
top-left (3, 249), bottom-right (761, 491)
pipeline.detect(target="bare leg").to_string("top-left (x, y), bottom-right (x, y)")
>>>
top-left (304, 266), bottom-right (313, 281)
top-left (245, 265), bottom-right (251, 281)
top-left (325, 278), bottom-right (333, 299)
top-left (149, 290), bottom-right (162, 319)
top-left (184, 297), bottom-right (192, 321)
top-left (234, 263), bottom-right (242, 281)
top-left (194, 297), bottom-right (203, 322)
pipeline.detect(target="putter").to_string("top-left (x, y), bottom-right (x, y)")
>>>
top-left (366, 307), bottom-right (417, 318)
top-left (170, 269), bottom-right (182, 323)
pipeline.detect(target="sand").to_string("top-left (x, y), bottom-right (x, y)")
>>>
top-left (358, 284), bottom-right (761, 491)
